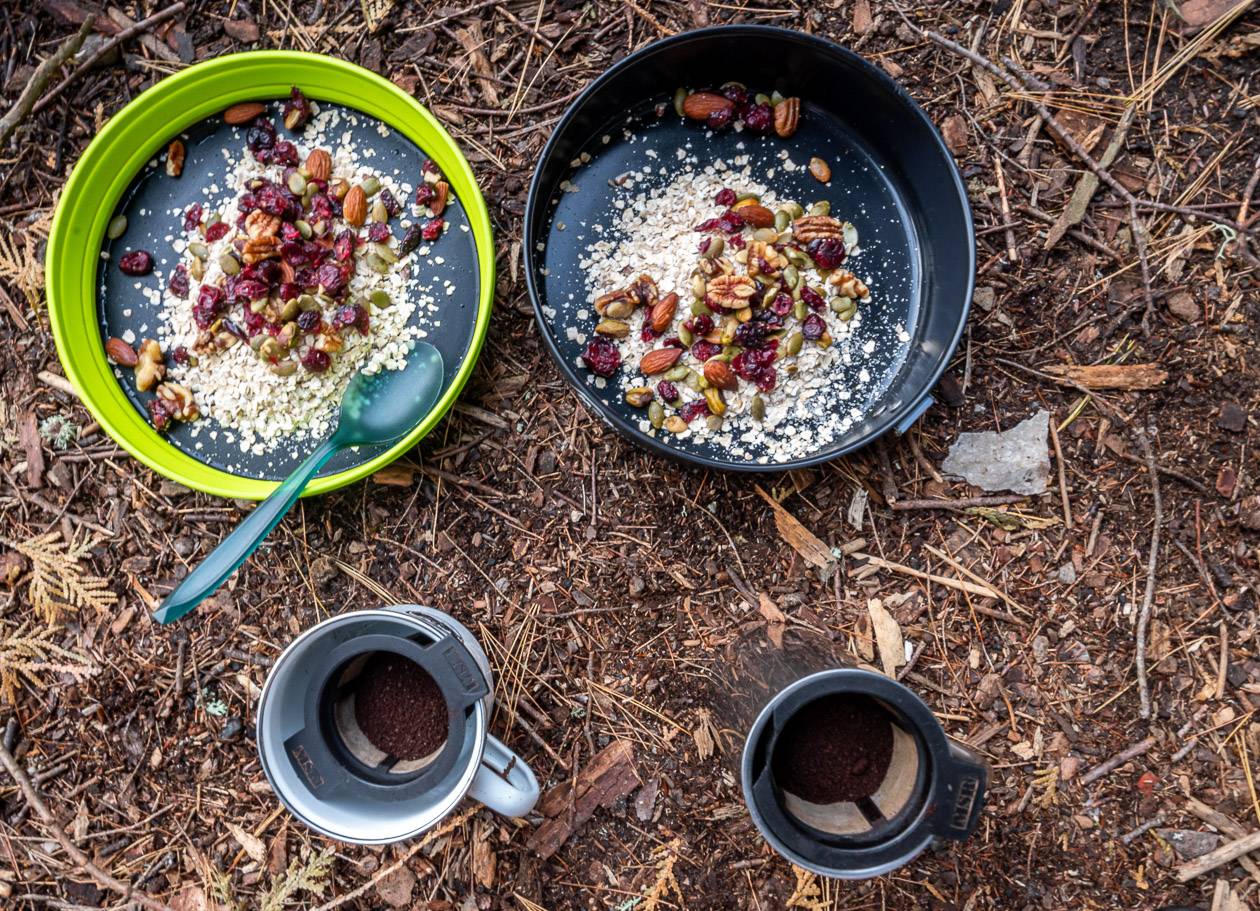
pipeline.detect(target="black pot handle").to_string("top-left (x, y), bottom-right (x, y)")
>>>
top-left (928, 739), bottom-right (987, 841)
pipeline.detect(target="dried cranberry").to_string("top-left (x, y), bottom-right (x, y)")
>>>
top-left (640, 325), bottom-right (658, 342)
top-left (717, 210), bottom-right (745, 234)
top-left (316, 263), bottom-right (346, 297)
top-left (205, 221), bottom-right (231, 242)
top-left (193, 300), bottom-right (220, 330)
top-left (771, 293), bottom-right (793, 316)
top-left (656, 381), bottom-right (679, 402)
top-left (243, 309), bottom-right (266, 334)
top-left (118, 250), bottom-right (154, 276)
top-left (421, 218), bottom-right (444, 242)
top-left (379, 188), bottom-right (402, 216)
top-left (706, 107), bottom-right (733, 130)
top-left (415, 183), bottom-right (437, 206)
top-left (694, 217), bottom-right (721, 233)
top-left (721, 84), bottom-right (750, 108)
top-left (297, 310), bottom-right (321, 332)
top-left (245, 117), bottom-right (276, 154)
top-left (280, 241), bottom-right (308, 267)
top-left (301, 348), bottom-right (331, 373)
top-left (802, 314), bottom-right (826, 340)
top-left (692, 340), bottom-right (722, 361)
top-left (280, 222), bottom-right (301, 242)
top-left (581, 337), bottom-right (621, 377)
top-left (282, 86), bottom-right (311, 131)
top-left (806, 238), bottom-right (847, 270)
top-left (743, 102), bottom-right (774, 133)
top-left (232, 278), bottom-right (268, 303)
top-left (691, 314), bottom-right (714, 337)
top-left (271, 140), bottom-right (299, 167)
top-left (731, 352), bottom-right (755, 381)
top-left (663, 336), bottom-right (685, 349)
top-left (728, 233), bottom-right (746, 250)
top-left (171, 346), bottom-right (192, 366)
top-left (755, 366), bottom-right (777, 392)
top-left (278, 281), bottom-right (299, 301)
top-left (680, 399), bottom-right (711, 423)
top-left (147, 398), bottom-right (173, 432)
top-left (183, 203), bottom-right (203, 232)
top-left (367, 222), bottom-right (391, 243)
top-left (309, 193), bottom-right (336, 222)
top-left (331, 304), bottom-right (365, 331)
top-left (698, 237), bottom-right (712, 255)
top-left (800, 285), bottom-right (826, 311)
top-left (422, 159), bottom-right (441, 177)
top-left (168, 264), bottom-right (190, 298)
top-left (294, 267), bottom-right (316, 289)
top-left (714, 188), bottom-right (737, 207)
top-left (398, 223), bottom-right (423, 256)
top-left (333, 230), bottom-right (355, 262)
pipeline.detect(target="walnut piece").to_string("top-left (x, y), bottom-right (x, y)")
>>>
top-left (134, 339), bottom-right (166, 392)
top-left (828, 269), bottom-right (870, 300)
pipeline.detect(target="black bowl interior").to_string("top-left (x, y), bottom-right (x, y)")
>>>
top-left (525, 26), bottom-right (973, 470)
top-left (98, 102), bottom-right (480, 482)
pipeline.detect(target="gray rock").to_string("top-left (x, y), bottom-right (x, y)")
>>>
top-left (942, 410), bottom-right (1050, 495)
top-left (1057, 562), bottom-right (1077, 584)
top-left (1156, 829), bottom-right (1221, 861)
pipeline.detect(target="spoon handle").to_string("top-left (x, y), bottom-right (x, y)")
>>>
top-left (152, 436), bottom-right (343, 625)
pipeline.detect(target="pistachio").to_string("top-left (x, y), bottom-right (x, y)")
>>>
top-left (249, 334), bottom-right (267, 352)
top-left (276, 321), bottom-right (299, 348)
top-left (753, 227), bottom-right (779, 244)
top-left (751, 395), bottom-right (766, 422)
top-left (702, 235), bottom-right (725, 258)
top-left (595, 318), bottom-right (630, 337)
top-left (678, 325), bottom-right (694, 346)
top-left (249, 298), bottom-right (268, 314)
top-left (107, 214), bottom-right (128, 239)
top-left (625, 387), bottom-right (654, 408)
top-left (835, 297), bottom-right (858, 321)
top-left (370, 200), bottom-right (389, 223)
top-left (269, 359), bottom-right (297, 377)
top-left (664, 415), bottom-right (688, 434)
top-left (361, 176), bottom-right (381, 196)
top-left (287, 172), bottom-right (307, 195)
top-left (258, 337), bottom-right (284, 360)
top-left (299, 294), bottom-right (320, 312)
top-left (704, 387), bottom-right (727, 416)
top-left (648, 401), bottom-right (665, 429)
top-left (785, 331), bottom-right (804, 356)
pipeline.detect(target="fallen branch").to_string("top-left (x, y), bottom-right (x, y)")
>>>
top-left (1134, 429), bottom-right (1163, 720)
top-left (890, 494), bottom-right (1026, 511)
top-left (1176, 829), bottom-right (1260, 883)
top-left (0, 739), bottom-right (174, 911)
top-left (0, 17), bottom-right (94, 148)
top-left (1041, 363), bottom-right (1169, 390)
top-left (1079, 735), bottom-right (1157, 786)
top-left (1185, 796), bottom-right (1260, 885)
top-left (32, 3), bottom-right (188, 116)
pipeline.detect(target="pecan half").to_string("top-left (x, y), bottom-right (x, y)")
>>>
top-left (706, 273), bottom-right (757, 310)
top-left (793, 215), bottom-right (844, 244)
top-left (774, 97), bottom-right (801, 138)
top-left (626, 274), bottom-right (659, 309)
top-left (242, 236), bottom-right (281, 263)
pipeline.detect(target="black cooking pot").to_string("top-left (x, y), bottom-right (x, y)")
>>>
top-left (524, 25), bottom-right (974, 471)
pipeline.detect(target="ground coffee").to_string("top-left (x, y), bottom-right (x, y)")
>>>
top-left (771, 693), bottom-right (894, 804)
top-left (352, 652), bottom-right (448, 761)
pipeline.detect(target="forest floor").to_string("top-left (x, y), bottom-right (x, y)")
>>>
top-left (2, 0), bottom-right (1260, 909)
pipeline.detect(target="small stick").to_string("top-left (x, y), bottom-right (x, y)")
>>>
top-left (1134, 429), bottom-right (1163, 720)
top-left (32, 3), bottom-right (188, 116)
top-left (994, 157), bottom-right (1019, 262)
top-left (890, 494), bottom-right (1026, 511)
top-left (1185, 796), bottom-right (1260, 885)
top-left (1120, 813), bottom-right (1165, 845)
top-left (0, 18), bottom-right (94, 148)
top-left (1079, 735), bottom-right (1157, 786)
top-left (1176, 829), bottom-right (1260, 883)
top-left (1216, 621), bottom-right (1228, 701)
top-left (0, 740), bottom-right (175, 911)
top-left (1049, 418), bottom-right (1073, 529)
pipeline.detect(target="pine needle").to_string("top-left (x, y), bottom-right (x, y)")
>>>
top-left (0, 618), bottom-right (95, 704)
top-left (5, 531), bottom-right (118, 624)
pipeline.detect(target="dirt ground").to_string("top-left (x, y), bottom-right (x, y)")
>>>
top-left (2, 0), bottom-right (1260, 909)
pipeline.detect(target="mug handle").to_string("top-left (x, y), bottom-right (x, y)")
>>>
top-left (467, 734), bottom-right (539, 818)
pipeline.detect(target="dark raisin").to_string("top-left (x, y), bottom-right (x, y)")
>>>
top-left (297, 310), bottom-right (321, 332)
top-left (118, 250), bottom-right (154, 276)
top-left (301, 348), bottom-right (331, 373)
top-left (691, 340), bottom-right (722, 361)
top-left (168, 264), bottom-right (190, 298)
top-left (379, 188), bottom-right (402, 216)
top-left (398, 223), bottom-right (423, 256)
top-left (680, 399), bottom-right (711, 423)
top-left (282, 86), bottom-right (312, 131)
top-left (367, 222), bottom-right (391, 243)
top-left (802, 314), bottom-right (826, 340)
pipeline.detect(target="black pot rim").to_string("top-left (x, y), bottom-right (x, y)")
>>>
top-left (523, 24), bottom-right (975, 472)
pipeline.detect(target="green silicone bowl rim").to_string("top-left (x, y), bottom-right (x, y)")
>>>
top-left (46, 51), bottom-right (494, 500)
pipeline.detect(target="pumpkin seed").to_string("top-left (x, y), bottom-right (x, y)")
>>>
top-left (751, 395), bottom-right (766, 422)
top-left (753, 227), bottom-right (779, 244)
top-left (702, 235), bottom-right (725, 258)
top-left (188, 257), bottom-right (205, 281)
top-left (373, 242), bottom-right (399, 264)
top-left (783, 264), bottom-right (800, 290)
top-left (249, 334), bottom-right (267, 352)
top-left (842, 221), bottom-right (859, 249)
top-left (807, 200), bottom-right (831, 217)
top-left (691, 273), bottom-right (707, 299)
top-left (704, 387), bottom-right (726, 416)
top-left (794, 300), bottom-right (808, 321)
top-left (678, 326), bottom-right (694, 346)
top-left (595, 319), bottom-right (629, 337)
top-left (649, 401), bottom-right (665, 428)
top-left (836, 298), bottom-right (858, 321)
top-left (770, 89), bottom-right (785, 104)
top-left (774, 209), bottom-right (791, 232)
top-left (784, 247), bottom-right (808, 267)
top-left (706, 414), bottom-right (724, 431)
top-left (736, 191), bottom-right (760, 203)
top-left (785, 331), bottom-right (804, 356)
top-left (188, 241), bottom-right (209, 260)
top-left (207, 212), bottom-right (222, 227)
top-left (783, 201), bottom-right (805, 220)
top-left (249, 298), bottom-right (268, 314)
top-left (106, 214), bottom-right (128, 239)
top-left (219, 253), bottom-right (241, 275)
top-left (360, 176), bottom-right (381, 196)
top-left (664, 415), bottom-right (688, 434)
top-left (673, 87), bottom-right (688, 117)
top-left (819, 330), bottom-right (833, 348)
top-left (295, 219), bottom-right (313, 238)
top-left (279, 298), bottom-right (300, 322)
top-left (258, 338), bottom-right (283, 360)
top-left (664, 366), bottom-right (690, 382)
top-left (625, 387), bottom-right (653, 408)
top-left (277, 321), bottom-right (299, 348)
top-left (299, 294), bottom-right (320, 312)
top-left (269, 359), bottom-right (297, 377)
top-left (370, 200), bottom-right (389, 223)
top-left (370, 289), bottom-right (392, 309)
top-left (690, 298), bottom-right (712, 317)
top-left (735, 306), bottom-right (752, 323)
top-left (754, 93), bottom-right (771, 106)
top-left (685, 370), bottom-right (704, 392)
top-left (287, 172), bottom-right (307, 195)
top-left (366, 253), bottom-right (389, 274)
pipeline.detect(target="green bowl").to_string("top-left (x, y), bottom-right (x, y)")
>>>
top-left (47, 51), bottom-right (493, 500)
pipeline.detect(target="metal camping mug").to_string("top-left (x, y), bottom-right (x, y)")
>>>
top-left (257, 605), bottom-right (539, 844)
top-left (742, 668), bottom-right (987, 879)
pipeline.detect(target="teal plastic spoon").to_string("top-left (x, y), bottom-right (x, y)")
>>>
top-left (152, 343), bottom-right (444, 625)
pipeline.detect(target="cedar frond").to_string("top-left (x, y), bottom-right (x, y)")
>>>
top-left (5, 531), bottom-right (118, 624)
top-left (0, 619), bottom-right (95, 704)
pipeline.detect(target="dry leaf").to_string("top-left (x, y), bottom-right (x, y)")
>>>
top-left (755, 486), bottom-right (834, 572)
top-left (227, 822), bottom-right (266, 864)
top-left (1042, 363), bottom-right (1168, 390)
top-left (867, 599), bottom-right (905, 678)
top-left (940, 114), bottom-right (969, 154)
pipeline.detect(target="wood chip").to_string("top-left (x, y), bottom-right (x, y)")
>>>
top-left (755, 486), bottom-right (835, 572)
top-left (529, 740), bottom-right (639, 860)
top-left (19, 411), bottom-right (44, 489)
top-left (1042, 363), bottom-right (1169, 390)
top-left (226, 822), bottom-right (265, 864)
top-left (852, 0), bottom-right (874, 34)
top-left (867, 598), bottom-right (905, 677)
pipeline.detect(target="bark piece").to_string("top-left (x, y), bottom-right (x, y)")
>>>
top-left (528, 739), bottom-right (639, 860)
top-left (1042, 363), bottom-right (1169, 390)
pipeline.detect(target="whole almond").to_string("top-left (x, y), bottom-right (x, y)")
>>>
top-left (704, 360), bottom-right (738, 391)
top-left (774, 97), bottom-right (801, 138)
top-left (165, 139), bottom-right (185, 177)
top-left (224, 102), bottom-right (266, 125)
top-left (681, 91), bottom-right (734, 121)
top-left (305, 148), bottom-right (332, 182)
top-left (736, 204), bottom-right (775, 229)
top-left (650, 292), bottom-right (678, 334)
top-left (431, 181), bottom-right (450, 216)
top-left (640, 347), bottom-right (683, 375)
top-left (105, 337), bottom-right (138, 367)
top-left (343, 185), bottom-right (368, 227)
